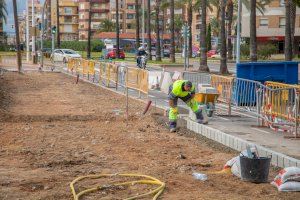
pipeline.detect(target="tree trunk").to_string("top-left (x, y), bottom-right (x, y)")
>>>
top-left (87, 8), bottom-right (92, 59)
top-left (135, 0), bottom-right (140, 49)
top-left (250, 0), bottom-right (257, 61)
top-left (188, 2), bottom-right (193, 58)
top-left (116, 0), bottom-right (120, 58)
top-left (13, 0), bottom-right (22, 72)
top-left (199, 0), bottom-right (209, 72)
top-left (155, 0), bottom-right (161, 61)
top-left (56, 0), bottom-right (60, 48)
top-left (285, 0), bottom-right (293, 61)
top-left (170, 0), bottom-right (175, 63)
top-left (147, 0), bottom-right (152, 60)
top-left (290, 1), bottom-right (296, 56)
top-left (220, 0), bottom-right (228, 74)
top-left (227, 0), bottom-right (233, 60)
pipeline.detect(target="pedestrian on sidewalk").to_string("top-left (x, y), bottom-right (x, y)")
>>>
top-left (168, 80), bottom-right (206, 132)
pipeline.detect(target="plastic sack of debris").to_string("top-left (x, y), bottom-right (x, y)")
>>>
top-left (223, 150), bottom-right (248, 178)
top-left (271, 167), bottom-right (300, 192)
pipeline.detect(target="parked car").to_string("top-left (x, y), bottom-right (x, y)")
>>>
top-left (150, 47), bottom-right (170, 58)
top-left (50, 49), bottom-right (81, 63)
top-left (207, 50), bottom-right (218, 58)
top-left (106, 48), bottom-right (125, 59)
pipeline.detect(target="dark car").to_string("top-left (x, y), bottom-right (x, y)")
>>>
top-left (106, 48), bottom-right (126, 59)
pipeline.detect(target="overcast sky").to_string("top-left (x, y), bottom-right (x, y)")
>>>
top-left (4, 0), bottom-right (45, 34)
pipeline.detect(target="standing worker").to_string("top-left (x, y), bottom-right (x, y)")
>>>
top-left (168, 80), bottom-right (206, 132)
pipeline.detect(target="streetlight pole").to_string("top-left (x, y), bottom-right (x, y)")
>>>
top-left (236, 0), bottom-right (241, 63)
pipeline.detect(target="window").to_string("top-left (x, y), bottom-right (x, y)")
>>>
top-left (92, 3), bottom-right (99, 8)
top-left (127, 5), bottom-right (134, 10)
top-left (100, 13), bottom-right (106, 19)
top-left (127, 14), bottom-right (134, 19)
top-left (127, 23), bottom-right (133, 29)
top-left (80, 24), bottom-right (84, 29)
top-left (279, 17), bottom-right (285, 28)
top-left (101, 4), bottom-right (106, 9)
top-left (64, 25), bottom-right (73, 33)
top-left (259, 19), bottom-right (268, 27)
top-left (196, 24), bottom-right (200, 29)
top-left (92, 13), bottom-right (100, 19)
top-left (80, 3), bottom-right (84, 9)
top-left (80, 13), bottom-right (84, 19)
top-left (64, 16), bottom-right (72, 23)
top-left (64, 7), bottom-right (72, 14)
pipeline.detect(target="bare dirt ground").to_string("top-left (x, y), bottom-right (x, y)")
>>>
top-left (0, 72), bottom-right (299, 200)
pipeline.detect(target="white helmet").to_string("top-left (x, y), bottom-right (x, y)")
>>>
top-left (138, 46), bottom-right (144, 51)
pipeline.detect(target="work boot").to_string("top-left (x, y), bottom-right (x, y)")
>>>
top-left (195, 110), bottom-right (208, 124)
top-left (169, 121), bottom-right (177, 132)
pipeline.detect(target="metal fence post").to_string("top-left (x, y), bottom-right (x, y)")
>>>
top-left (295, 90), bottom-right (299, 137)
top-left (256, 87), bottom-right (262, 126)
top-left (228, 79), bottom-right (234, 116)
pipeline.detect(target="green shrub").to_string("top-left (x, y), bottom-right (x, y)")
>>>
top-left (240, 43), bottom-right (250, 58)
top-left (43, 40), bottom-right (104, 52)
top-left (258, 43), bottom-right (277, 60)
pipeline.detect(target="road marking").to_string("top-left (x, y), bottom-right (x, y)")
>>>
top-left (251, 128), bottom-right (270, 134)
top-left (148, 95), bottom-right (155, 98)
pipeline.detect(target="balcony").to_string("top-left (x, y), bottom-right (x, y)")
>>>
top-left (91, 0), bottom-right (109, 2)
top-left (61, 19), bottom-right (79, 24)
top-left (90, 8), bottom-right (109, 13)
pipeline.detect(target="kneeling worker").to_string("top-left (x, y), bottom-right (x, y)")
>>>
top-left (168, 80), bottom-right (205, 132)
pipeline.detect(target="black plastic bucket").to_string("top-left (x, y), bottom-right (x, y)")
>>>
top-left (240, 156), bottom-right (271, 183)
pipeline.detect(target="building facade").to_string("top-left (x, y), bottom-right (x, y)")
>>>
top-left (241, 0), bottom-right (300, 53)
top-left (78, 0), bottom-right (110, 40)
top-left (51, 0), bottom-right (79, 41)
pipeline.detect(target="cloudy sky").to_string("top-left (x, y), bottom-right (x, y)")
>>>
top-left (4, 0), bottom-right (45, 34)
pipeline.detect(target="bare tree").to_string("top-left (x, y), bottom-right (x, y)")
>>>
top-left (155, 0), bottom-right (161, 61)
top-left (116, 0), bottom-right (120, 58)
top-left (285, 0), bottom-right (293, 61)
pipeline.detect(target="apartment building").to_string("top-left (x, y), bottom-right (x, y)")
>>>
top-left (78, 0), bottom-right (110, 40)
top-left (242, 0), bottom-right (300, 53)
top-left (51, 0), bottom-right (79, 41)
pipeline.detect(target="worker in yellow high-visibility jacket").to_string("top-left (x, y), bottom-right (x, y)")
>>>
top-left (168, 80), bottom-right (205, 132)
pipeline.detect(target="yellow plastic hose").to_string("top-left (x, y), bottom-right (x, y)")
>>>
top-left (70, 173), bottom-right (165, 200)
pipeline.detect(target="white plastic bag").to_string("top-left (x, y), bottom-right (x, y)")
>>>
top-left (272, 181), bottom-right (300, 192)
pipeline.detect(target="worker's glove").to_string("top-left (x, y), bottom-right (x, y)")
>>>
top-left (170, 107), bottom-right (179, 115)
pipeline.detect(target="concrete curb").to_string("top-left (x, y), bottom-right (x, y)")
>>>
top-left (186, 119), bottom-right (300, 168)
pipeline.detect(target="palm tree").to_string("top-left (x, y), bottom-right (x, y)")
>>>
top-left (290, 1), bottom-right (296, 55)
top-left (187, 1), bottom-right (193, 58)
top-left (220, 0), bottom-right (228, 74)
top-left (250, 0), bottom-right (257, 62)
top-left (116, 0), bottom-right (120, 58)
top-left (147, 0), bottom-right (152, 60)
top-left (99, 19), bottom-right (116, 32)
top-left (135, 0), bottom-right (140, 49)
top-left (0, 0), bottom-right (7, 42)
top-left (170, 0), bottom-right (175, 63)
top-left (87, 8), bottom-right (92, 59)
top-left (56, 0), bottom-right (60, 48)
top-left (12, 0), bottom-right (21, 72)
top-left (0, 0), bottom-right (7, 22)
top-left (155, 0), bottom-right (161, 61)
top-left (285, 0), bottom-right (293, 61)
top-left (199, 0), bottom-right (209, 72)
top-left (174, 15), bottom-right (183, 50)
top-left (226, 0), bottom-right (234, 60)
